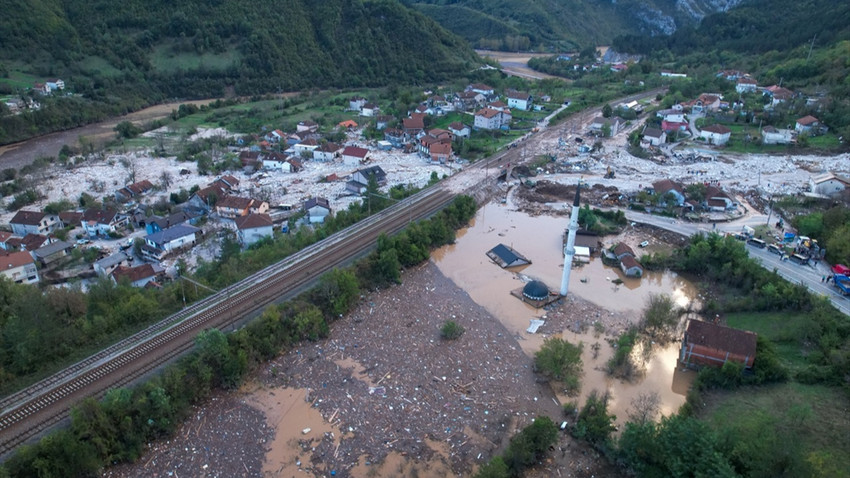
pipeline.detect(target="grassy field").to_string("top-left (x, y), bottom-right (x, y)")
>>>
top-left (700, 382), bottom-right (850, 477)
top-left (725, 311), bottom-right (811, 369)
top-left (78, 56), bottom-right (122, 78)
top-left (0, 70), bottom-right (41, 90)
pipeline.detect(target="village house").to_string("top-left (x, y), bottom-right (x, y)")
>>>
top-left (474, 107), bottom-right (512, 131)
top-left (303, 197), bottom-right (332, 224)
top-left (31, 240), bottom-right (72, 266)
top-left (809, 172), bottom-right (849, 197)
top-left (20, 233), bottom-right (51, 251)
top-left (360, 103), bottom-right (379, 117)
top-left (94, 251), bottom-right (133, 277)
top-left (0, 231), bottom-right (13, 251)
top-left (58, 211), bottom-right (83, 228)
top-left (297, 120), bottom-right (319, 133)
top-left (216, 196), bottom-right (269, 219)
top-left (375, 115), bottom-right (394, 130)
top-left (467, 83), bottom-right (495, 97)
top-left (700, 124), bottom-right (732, 145)
top-left (641, 127), bottom-right (666, 147)
top-left (235, 213), bottom-right (274, 246)
top-left (402, 115), bottom-right (425, 137)
top-left (188, 184), bottom-right (228, 212)
top-left (347, 166), bottom-right (387, 194)
top-left (735, 77), bottom-right (758, 94)
top-left (239, 151), bottom-right (263, 170)
top-left (114, 179), bottom-right (155, 203)
top-left (455, 91), bottom-right (485, 111)
top-left (448, 122), bottom-right (471, 138)
top-left (651, 179), bottom-right (686, 206)
top-left (341, 146), bottom-right (370, 166)
top-left (795, 115), bottom-right (820, 134)
top-left (111, 263), bottom-right (165, 288)
top-left (763, 85), bottom-right (794, 106)
top-left (9, 210), bottom-right (61, 236)
top-left (213, 175), bottom-right (240, 192)
top-left (589, 116), bottom-right (624, 136)
top-left (0, 251), bottom-right (40, 284)
top-left (680, 319), bottom-right (757, 369)
top-left (143, 224), bottom-right (200, 260)
top-left (338, 120), bottom-right (358, 130)
top-left (349, 96), bottom-right (367, 112)
top-left (704, 186), bottom-right (737, 211)
top-left (145, 211), bottom-right (198, 235)
top-left (313, 142), bottom-right (343, 162)
top-left (761, 125), bottom-right (793, 145)
top-left (293, 138), bottom-right (320, 156)
top-left (611, 243), bottom-right (643, 277)
top-left (505, 90), bottom-right (532, 111)
top-left (82, 208), bottom-right (128, 237)
top-left (429, 142), bottom-right (452, 163)
top-left (383, 128), bottom-right (406, 148)
top-left (45, 79), bottom-right (65, 91)
top-left (267, 129), bottom-right (286, 143)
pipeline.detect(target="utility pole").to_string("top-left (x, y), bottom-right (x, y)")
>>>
top-left (807, 35), bottom-right (817, 62)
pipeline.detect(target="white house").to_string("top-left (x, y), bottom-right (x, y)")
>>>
top-left (506, 91), bottom-right (532, 111)
top-left (313, 142), bottom-right (343, 162)
top-left (9, 210), bottom-right (61, 236)
top-left (700, 124), bottom-right (732, 145)
top-left (589, 116), bottom-right (624, 136)
top-left (809, 173), bottom-right (849, 197)
top-left (144, 224), bottom-right (200, 255)
top-left (735, 77), bottom-right (758, 94)
top-left (0, 251), bottom-right (40, 284)
top-left (795, 115), bottom-right (820, 134)
top-left (349, 96), bottom-right (367, 111)
top-left (235, 214), bottom-right (274, 246)
top-left (474, 107), bottom-right (511, 130)
top-left (468, 83), bottom-right (494, 96)
top-left (341, 146), bottom-right (369, 166)
top-left (360, 103), bottom-right (379, 117)
top-left (82, 208), bottom-right (127, 237)
top-left (293, 139), bottom-right (319, 155)
top-left (262, 152), bottom-right (289, 170)
top-left (303, 197), bottom-right (331, 224)
top-left (94, 251), bottom-right (133, 277)
top-left (652, 179), bottom-right (686, 206)
top-left (642, 127), bottom-right (666, 147)
top-left (448, 122), bottom-right (470, 138)
top-left (347, 166), bottom-right (387, 194)
top-left (761, 126), bottom-right (793, 145)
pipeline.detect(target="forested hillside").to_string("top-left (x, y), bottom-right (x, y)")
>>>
top-left (0, 0), bottom-right (479, 144)
top-left (406, 0), bottom-right (746, 51)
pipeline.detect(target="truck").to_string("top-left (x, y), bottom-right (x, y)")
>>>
top-left (742, 225), bottom-right (755, 237)
top-left (834, 274), bottom-right (850, 295)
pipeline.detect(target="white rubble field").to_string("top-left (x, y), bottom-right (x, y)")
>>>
top-left (517, 121), bottom-right (850, 197)
top-left (1, 127), bottom-right (456, 226)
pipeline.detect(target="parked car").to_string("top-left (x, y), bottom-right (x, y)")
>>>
top-left (639, 240), bottom-right (650, 248)
top-left (767, 244), bottom-right (782, 255)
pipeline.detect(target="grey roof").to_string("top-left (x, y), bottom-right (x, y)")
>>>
top-left (145, 224), bottom-right (200, 244)
top-left (486, 243), bottom-right (531, 268)
top-left (33, 240), bottom-right (72, 258)
top-left (95, 251), bottom-right (132, 269)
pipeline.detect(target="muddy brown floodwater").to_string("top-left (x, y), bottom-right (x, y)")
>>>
top-left (432, 200), bottom-right (697, 426)
top-left (0, 99), bottom-right (214, 171)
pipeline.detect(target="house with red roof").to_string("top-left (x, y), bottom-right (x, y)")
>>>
top-left (9, 210), bottom-right (61, 236)
top-left (111, 263), bottom-right (165, 288)
top-left (681, 319), bottom-right (757, 369)
top-left (235, 214), bottom-right (274, 246)
top-left (700, 124), bottom-right (732, 145)
top-left (795, 115), bottom-right (820, 134)
top-left (0, 251), bottom-right (40, 284)
top-left (341, 146), bottom-right (370, 166)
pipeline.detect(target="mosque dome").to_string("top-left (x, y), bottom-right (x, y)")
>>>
top-left (522, 280), bottom-right (549, 301)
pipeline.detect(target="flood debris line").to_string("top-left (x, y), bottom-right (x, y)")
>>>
top-left (102, 394), bottom-right (273, 478)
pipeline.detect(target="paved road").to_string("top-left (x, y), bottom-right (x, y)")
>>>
top-left (624, 210), bottom-right (850, 316)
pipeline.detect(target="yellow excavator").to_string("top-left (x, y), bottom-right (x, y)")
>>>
top-left (604, 165), bottom-right (615, 179)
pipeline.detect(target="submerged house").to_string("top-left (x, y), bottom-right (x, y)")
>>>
top-left (680, 319), bottom-right (757, 369)
top-left (486, 244), bottom-right (531, 268)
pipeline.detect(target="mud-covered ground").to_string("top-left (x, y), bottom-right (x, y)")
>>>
top-left (103, 261), bottom-right (622, 478)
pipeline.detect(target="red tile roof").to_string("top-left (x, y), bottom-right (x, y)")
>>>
top-left (235, 213), bottom-right (273, 230)
top-left (685, 319), bottom-right (757, 359)
top-left (0, 251), bottom-right (34, 271)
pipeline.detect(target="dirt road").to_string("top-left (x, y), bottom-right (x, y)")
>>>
top-left (0, 100), bottom-right (213, 171)
top-left (475, 50), bottom-right (563, 80)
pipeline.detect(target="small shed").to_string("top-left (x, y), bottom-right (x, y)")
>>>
top-left (680, 319), bottom-right (757, 369)
top-left (486, 244), bottom-right (531, 268)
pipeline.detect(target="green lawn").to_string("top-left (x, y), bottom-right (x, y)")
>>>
top-left (0, 70), bottom-right (41, 90)
top-left (725, 311), bottom-right (811, 369)
top-left (701, 382), bottom-right (850, 477)
top-left (78, 56), bottom-right (123, 77)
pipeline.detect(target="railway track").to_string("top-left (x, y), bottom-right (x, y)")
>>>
top-left (0, 186), bottom-right (454, 459)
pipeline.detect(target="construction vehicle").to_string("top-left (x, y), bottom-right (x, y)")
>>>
top-left (604, 165), bottom-right (615, 179)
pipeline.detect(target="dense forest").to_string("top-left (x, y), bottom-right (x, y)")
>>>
top-left (406, 0), bottom-right (743, 51)
top-left (0, 0), bottom-right (479, 144)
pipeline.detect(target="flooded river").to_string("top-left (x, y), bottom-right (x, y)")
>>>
top-left (433, 201), bottom-right (697, 425)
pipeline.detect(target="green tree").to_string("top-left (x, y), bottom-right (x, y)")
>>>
top-left (315, 268), bottom-right (359, 318)
top-left (573, 390), bottom-right (615, 446)
top-left (114, 121), bottom-right (141, 139)
top-left (640, 293), bottom-right (680, 342)
top-left (602, 103), bottom-right (613, 118)
top-left (534, 337), bottom-right (583, 395)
